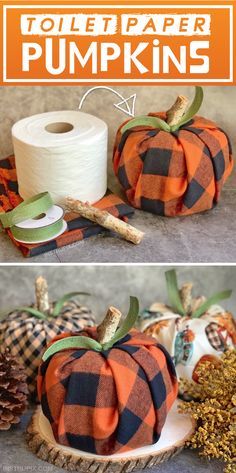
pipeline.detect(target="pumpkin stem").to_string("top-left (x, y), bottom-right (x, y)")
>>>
top-left (35, 276), bottom-right (50, 314)
top-left (166, 95), bottom-right (189, 127)
top-left (97, 306), bottom-right (122, 344)
top-left (179, 283), bottom-right (193, 314)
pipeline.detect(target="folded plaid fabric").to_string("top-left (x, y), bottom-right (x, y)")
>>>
top-left (113, 114), bottom-right (234, 217)
top-left (38, 329), bottom-right (178, 455)
top-left (0, 155), bottom-right (134, 257)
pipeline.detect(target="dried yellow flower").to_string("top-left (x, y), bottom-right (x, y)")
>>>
top-left (179, 349), bottom-right (236, 473)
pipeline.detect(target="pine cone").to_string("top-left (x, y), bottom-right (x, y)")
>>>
top-left (0, 349), bottom-right (28, 430)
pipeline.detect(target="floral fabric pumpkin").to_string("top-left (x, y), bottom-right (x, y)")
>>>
top-left (0, 277), bottom-right (95, 398)
top-left (139, 271), bottom-right (236, 383)
top-left (113, 87), bottom-right (233, 217)
top-left (38, 298), bottom-right (177, 455)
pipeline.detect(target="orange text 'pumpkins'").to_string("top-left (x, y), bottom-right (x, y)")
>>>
top-left (113, 87), bottom-right (233, 217)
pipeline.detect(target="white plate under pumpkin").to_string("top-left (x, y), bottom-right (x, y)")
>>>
top-left (26, 400), bottom-right (194, 472)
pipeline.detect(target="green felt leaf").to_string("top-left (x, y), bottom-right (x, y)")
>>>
top-left (121, 115), bottom-right (170, 134)
top-left (191, 290), bottom-right (232, 319)
top-left (52, 292), bottom-right (90, 317)
top-left (42, 335), bottom-right (102, 362)
top-left (102, 296), bottom-right (139, 350)
top-left (165, 270), bottom-right (185, 316)
top-left (17, 307), bottom-right (47, 320)
top-left (170, 86), bottom-right (204, 131)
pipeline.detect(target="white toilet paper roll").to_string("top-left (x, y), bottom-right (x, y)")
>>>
top-left (12, 111), bottom-right (108, 206)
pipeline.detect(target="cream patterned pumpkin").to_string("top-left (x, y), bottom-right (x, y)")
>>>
top-left (139, 271), bottom-right (236, 383)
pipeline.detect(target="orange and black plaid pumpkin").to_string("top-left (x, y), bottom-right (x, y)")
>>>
top-left (113, 87), bottom-right (233, 217)
top-left (38, 298), bottom-right (177, 455)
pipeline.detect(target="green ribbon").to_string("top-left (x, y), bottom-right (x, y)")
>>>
top-left (121, 115), bottom-right (171, 134)
top-left (52, 292), bottom-right (90, 316)
top-left (121, 86), bottom-right (204, 135)
top-left (42, 296), bottom-right (139, 362)
top-left (165, 270), bottom-right (185, 316)
top-left (0, 192), bottom-right (53, 229)
top-left (191, 290), bottom-right (232, 319)
top-left (165, 269), bottom-right (232, 318)
top-left (17, 292), bottom-right (90, 320)
top-left (11, 218), bottom-right (63, 243)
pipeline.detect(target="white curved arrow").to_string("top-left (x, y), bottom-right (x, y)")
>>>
top-left (78, 86), bottom-right (136, 117)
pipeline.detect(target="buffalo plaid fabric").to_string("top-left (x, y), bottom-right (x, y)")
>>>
top-left (205, 322), bottom-right (226, 352)
top-left (0, 301), bottom-right (95, 399)
top-left (0, 155), bottom-right (134, 257)
top-left (38, 329), bottom-right (178, 455)
top-left (113, 114), bottom-right (234, 217)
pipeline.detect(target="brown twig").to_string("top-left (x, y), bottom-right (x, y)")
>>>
top-left (66, 197), bottom-right (144, 245)
top-left (97, 306), bottom-right (122, 344)
top-left (166, 95), bottom-right (189, 127)
top-left (35, 276), bottom-right (50, 314)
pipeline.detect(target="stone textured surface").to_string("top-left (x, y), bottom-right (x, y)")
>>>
top-left (0, 408), bottom-right (225, 473)
top-left (0, 265), bottom-right (235, 321)
top-left (0, 86), bottom-right (235, 263)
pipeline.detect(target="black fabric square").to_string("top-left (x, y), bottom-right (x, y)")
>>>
top-left (140, 197), bottom-right (164, 216)
top-left (64, 372), bottom-right (99, 406)
top-left (150, 371), bottom-right (167, 409)
top-left (66, 433), bottom-right (96, 453)
top-left (141, 148), bottom-right (172, 176)
top-left (117, 165), bottom-right (131, 190)
top-left (0, 184), bottom-right (7, 195)
top-left (31, 240), bottom-right (57, 256)
top-left (113, 334), bottom-right (131, 346)
top-left (40, 358), bottom-right (52, 376)
top-left (137, 366), bottom-right (148, 382)
top-left (183, 179), bottom-right (205, 209)
top-left (147, 130), bottom-right (160, 138)
top-left (116, 407), bottom-right (142, 444)
top-left (202, 145), bottom-right (211, 159)
top-left (117, 345), bottom-right (140, 355)
top-left (157, 344), bottom-right (176, 378)
top-left (118, 129), bottom-right (135, 153)
top-left (41, 393), bottom-right (54, 424)
top-left (152, 431), bottom-right (160, 443)
top-left (213, 149), bottom-right (225, 181)
top-left (0, 158), bottom-right (12, 169)
top-left (8, 181), bottom-right (18, 192)
top-left (71, 349), bottom-right (87, 360)
top-left (183, 126), bottom-right (203, 135)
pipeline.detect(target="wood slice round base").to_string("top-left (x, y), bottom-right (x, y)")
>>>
top-left (26, 400), bottom-right (195, 472)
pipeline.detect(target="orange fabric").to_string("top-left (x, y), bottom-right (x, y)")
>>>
top-left (113, 114), bottom-right (234, 216)
top-left (38, 329), bottom-right (178, 455)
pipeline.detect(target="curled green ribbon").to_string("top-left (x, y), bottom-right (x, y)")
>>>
top-left (0, 192), bottom-right (53, 229)
top-left (121, 86), bottom-right (204, 135)
top-left (165, 269), bottom-right (232, 318)
top-left (42, 296), bottom-right (139, 361)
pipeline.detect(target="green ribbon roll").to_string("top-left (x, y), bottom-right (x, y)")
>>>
top-left (11, 218), bottom-right (64, 243)
top-left (0, 192), bottom-right (53, 229)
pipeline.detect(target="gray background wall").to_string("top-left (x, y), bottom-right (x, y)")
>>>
top-left (0, 265), bottom-right (235, 321)
top-left (1, 86), bottom-right (235, 179)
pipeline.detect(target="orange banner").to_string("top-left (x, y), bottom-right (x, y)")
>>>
top-left (0, 0), bottom-right (235, 85)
